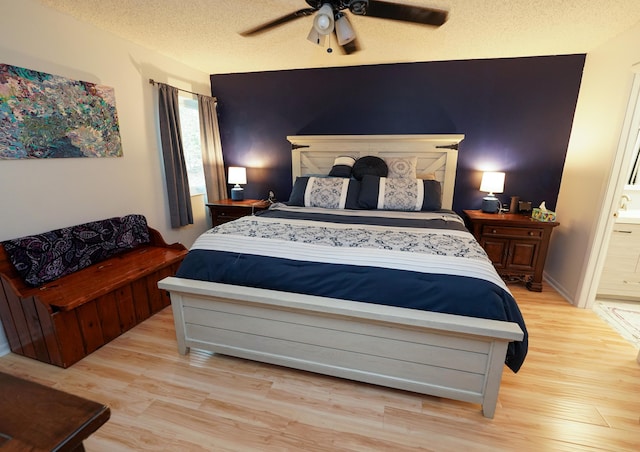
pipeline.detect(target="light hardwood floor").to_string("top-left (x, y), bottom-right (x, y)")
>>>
top-left (1, 283), bottom-right (639, 451)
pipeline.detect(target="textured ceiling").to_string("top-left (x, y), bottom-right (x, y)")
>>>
top-left (38, 0), bottom-right (640, 74)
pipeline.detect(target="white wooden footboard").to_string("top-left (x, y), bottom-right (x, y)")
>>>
top-left (158, 277), bottom-right (523, 418)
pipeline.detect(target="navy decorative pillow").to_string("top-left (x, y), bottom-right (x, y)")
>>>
top-left (2, 214), bottom-right (150, 287)
top-left (358, 175), bottom-right (442, 211)
top-left (287, 177), bottom-right (360, 209)
top-left (352, 156), bottom-right (388, 181)
top-left (328, 156), bottom-right (356, 178)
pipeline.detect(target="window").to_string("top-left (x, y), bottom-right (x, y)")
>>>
top-left (178, 95), bottom-right (206, 196)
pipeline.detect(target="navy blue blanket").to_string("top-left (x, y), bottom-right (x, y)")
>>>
top-left (177, 206), bottom-right (528, 372)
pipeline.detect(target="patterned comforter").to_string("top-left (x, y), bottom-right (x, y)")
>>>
top-left (176, 204), bottom-right (528, 372)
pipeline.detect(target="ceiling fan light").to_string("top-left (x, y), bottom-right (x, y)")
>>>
top-left (313, 3), bottom-right (334, 35)
top-left (335, 14), bottom-right (356, 46)
top-left (307, 26), bottom-right (327, 46)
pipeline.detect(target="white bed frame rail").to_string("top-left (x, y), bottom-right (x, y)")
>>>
top-left (159, 278), bottom-right (523, 418)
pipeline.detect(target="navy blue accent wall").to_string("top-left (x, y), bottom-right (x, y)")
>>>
top-left (211, 55), bottom-right (584, 212)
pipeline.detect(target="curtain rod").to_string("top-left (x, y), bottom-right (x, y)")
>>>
top-left (148, 79), bottom-right (216, 101)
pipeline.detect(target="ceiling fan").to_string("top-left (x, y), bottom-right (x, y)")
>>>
top-left (239, 0), bottom-right (448, 54)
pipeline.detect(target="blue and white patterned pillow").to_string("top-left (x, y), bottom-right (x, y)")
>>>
top-left (380, 177), bottom-right (422, 210)
top-left (305, 177), bottom-right (350, 208)
top-left (358, 175), bottom-right (442, 211)
top-left (287, 177), bottom-right (360, 209)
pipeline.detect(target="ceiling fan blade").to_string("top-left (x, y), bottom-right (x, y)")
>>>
top-left (356, 1), bottom-right (448, 26)
top-left (239, 7), bottom-right (317, 36)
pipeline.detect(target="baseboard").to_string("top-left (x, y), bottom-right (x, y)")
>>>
top-left (543, 272), bottom-right (576, 306)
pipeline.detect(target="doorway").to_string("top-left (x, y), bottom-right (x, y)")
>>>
top-left (591, 69), bottom-right (640, 349)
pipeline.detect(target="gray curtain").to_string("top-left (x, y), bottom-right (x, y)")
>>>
top-left (198, 94), bottom-right (227, 202)
top-left (158, 84), bottom-right (193, 227)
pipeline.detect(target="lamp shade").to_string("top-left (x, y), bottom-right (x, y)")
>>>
top-left (228, 167), bottom-right (247, 200)
top-left (480, 171), bottom-right (505, 213)
top-left (228, 167), bottom-right (247, 185)
top-left (307, 26), bottom-right (327, 46)
top-left (313, 3), bottom-right (335, 36)
top-left (480, 171), bottom-right (505, 194)
top-left (335, 13), bottom-right (356, 46)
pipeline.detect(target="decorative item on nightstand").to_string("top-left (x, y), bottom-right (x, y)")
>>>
top-left (480, 171), bottom-right (505, 213)
top-left (228, 166), bottom-right (247, 201)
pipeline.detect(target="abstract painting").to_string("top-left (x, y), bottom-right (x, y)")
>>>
top-left (0, 64), bottom-right (122, 159)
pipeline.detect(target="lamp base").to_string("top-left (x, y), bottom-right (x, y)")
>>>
top-left (481, 195), bottom-right (501, 213)
top-left (231, 186), bottom-right (244, 201)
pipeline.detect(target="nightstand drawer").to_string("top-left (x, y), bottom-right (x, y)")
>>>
top-left (215, 206), bottom-right (245, 219)
top-left (481, 225), bottom-right (542, 239)
top-left (206, 199), bottom-right (271, 227)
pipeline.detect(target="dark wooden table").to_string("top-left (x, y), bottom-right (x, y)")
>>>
top-left (0, 372), bottom-right (110, 451)
top-left (463, 209), bottom-right (559, 291)
top-left (206, 199), bottom-right (271, 226)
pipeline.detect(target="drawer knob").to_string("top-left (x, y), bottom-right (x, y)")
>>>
top-left (492, 229), bottom-right (497, 234)
top-left (529, 231), bottom-right (534, 236)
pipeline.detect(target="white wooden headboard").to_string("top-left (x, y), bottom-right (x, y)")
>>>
top-left (287, 134), bottom-right (464, 210)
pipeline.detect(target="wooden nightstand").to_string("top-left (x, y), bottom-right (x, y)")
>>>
top-left (206, 199), bottom-right (271, 226)
top-left (463, 209), bottom-right (559, 292)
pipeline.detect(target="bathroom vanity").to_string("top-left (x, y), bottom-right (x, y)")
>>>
top-left (598, 189), bottom-right (640, 300)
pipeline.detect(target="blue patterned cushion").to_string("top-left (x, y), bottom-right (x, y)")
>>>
top-left (2, 214), bottom-right (150, 287)
top-left (287, 177), bottom-right (360, 209)
top-left (358, 176), bottom-right (442, 211)
top-left (306, 177), bottom-right (349, 208)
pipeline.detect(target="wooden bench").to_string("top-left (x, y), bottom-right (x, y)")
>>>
top-left (0, 227), bottom-right (187, 368)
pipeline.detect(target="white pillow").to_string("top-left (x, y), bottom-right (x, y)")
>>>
top-left (384, 156), bottom-right (417, 178)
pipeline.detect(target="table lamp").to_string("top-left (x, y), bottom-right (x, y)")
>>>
top-left (480, 171), bottom-right (505, 213)
top-left (228, 166), bottom-right (247, 201)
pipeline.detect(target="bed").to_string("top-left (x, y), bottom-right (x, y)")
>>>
top-left (158, 134), bottom-right (526, 418)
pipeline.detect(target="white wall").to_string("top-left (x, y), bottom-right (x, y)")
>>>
top-left (545, 21), bottom-right (640, 305)
top-left (0, 0), bottom-right (213, 354)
